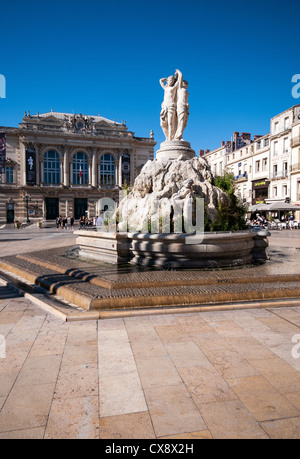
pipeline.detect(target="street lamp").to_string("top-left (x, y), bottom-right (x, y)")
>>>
top-left (23, 192), bottom-right (31, 223)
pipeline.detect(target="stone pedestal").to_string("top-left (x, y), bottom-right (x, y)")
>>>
top-left (156, 140), bottom-right (195, 161)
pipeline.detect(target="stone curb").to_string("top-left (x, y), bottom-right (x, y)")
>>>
top-left (16, 253), bottom-right (300, 290)
top-left (1, 258), bottom-right (300, 315)
top-left (1, 269), bottom-right (300, 322)
top-left (0, 259), bottom-right (93, 310)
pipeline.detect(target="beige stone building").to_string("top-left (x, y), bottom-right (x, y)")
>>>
top-left (202, 105), bottom-right (300, 219)
top-left (0, 111), bottom-right (156, 223)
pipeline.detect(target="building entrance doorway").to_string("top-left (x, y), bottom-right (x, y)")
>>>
top-left (74, 198), bottom-right (88, 220)
top-left (45, 198), bottom-right (59, 220)
top-left (6, 204), bottom-right (14, 223)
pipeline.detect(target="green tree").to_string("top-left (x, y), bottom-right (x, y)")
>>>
top-left (208, 172), bottom-right (247, 231)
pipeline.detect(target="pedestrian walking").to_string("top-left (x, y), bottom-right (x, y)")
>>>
top-left (289, 213), bottom-right (294, 230)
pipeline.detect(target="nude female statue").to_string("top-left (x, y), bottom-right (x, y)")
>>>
top-left (159, 70), bottom-right (181, 141)
top-left (175, 78), bottom-right (189, 140)
top-left (159, 69), bottom-right (189, 141)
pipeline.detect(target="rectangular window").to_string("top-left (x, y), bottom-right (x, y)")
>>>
top-left (6, 166), bottom-right (14, 183)
top-left (283, 162), bottom-right (288, 176)
top-left (255, 160), bottom-right (260, 172)
top-left (273, 164), bottom-right (278, 177)
top-left (283, 185), bottom-right (287, 196)
top-left (262, 158), bottom-right (268, 170)
top-left (273, 141), bottom-right (278, 156)
top-left (284, 137), bottom-right (289, 153)
top-left (284, 117), bottom-right (290, 130)
top-left (273, 187), bottom-right (277, 198)
top-left (274, 122), bottom-right (279, 134)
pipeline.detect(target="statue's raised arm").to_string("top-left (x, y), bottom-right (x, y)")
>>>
top-left (159, 77), bottom-right (168, 89)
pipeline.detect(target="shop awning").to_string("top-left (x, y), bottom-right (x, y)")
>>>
top-left (248, 203), bottom-right (270, 212)
top-left (248, 202), bottom-right (300, 213)
top-left (267, 202), bottom-right (300, 211)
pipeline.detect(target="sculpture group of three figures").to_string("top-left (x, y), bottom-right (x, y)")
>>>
top-left (160, 69), bottom-right (189, 142)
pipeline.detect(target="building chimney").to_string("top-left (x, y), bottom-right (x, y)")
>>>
top-left (205, 149), bottom-right (210, 155)
top-left (241, 132), bottom-right (251, 140)
top-left (199, 149), bottom-right (205, 156)
top-left (221, 141), bottom-right (225, 146)
top-left (254, 135), bottom-right (262, 140)
top-left (233, 131), bottom-right (239, 138)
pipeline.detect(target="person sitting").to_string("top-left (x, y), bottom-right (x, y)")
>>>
top-left (255, 213), bottom-right (264, 226)
top-left (79, 216), bottom-right (85, 229)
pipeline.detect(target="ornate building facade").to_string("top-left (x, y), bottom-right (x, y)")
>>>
top-left (202, 105), bottom-right (300, 219)
top-left (0, 111), bottom-right (156, 223)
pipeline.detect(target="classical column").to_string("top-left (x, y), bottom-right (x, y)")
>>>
top-left (118, 154), bottom-right (122, 186)
top-left (88, 160), bottom-right (92, 186)
top-left (20, 142), bottom-right (27, 186)
top-left (114, 159), bottom-right (119, 186)
top-left (70, 163), bottom-right (73, 185)
top-left (40, 161), bottom-right (44, 185)
top-left (92, 150), bottom-right (97, 187)
top-left (63, 146), bottom-right (69, 187)
top-left (59, 158), bottom-right (63, 185)
top-left (33, 144), bottom-right (40, 186)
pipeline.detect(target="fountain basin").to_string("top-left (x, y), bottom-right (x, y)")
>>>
top-left (75, 229), bottom-right (270, 269)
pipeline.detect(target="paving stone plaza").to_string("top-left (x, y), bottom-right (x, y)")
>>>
top-left (0, 224), bottom-right (300, 439)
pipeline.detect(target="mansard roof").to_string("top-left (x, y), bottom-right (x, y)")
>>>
top-left (18, 110), bottom-right (130, 136)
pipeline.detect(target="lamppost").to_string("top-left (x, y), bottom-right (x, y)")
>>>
top-left (23, 192), bottom-right (31, 223)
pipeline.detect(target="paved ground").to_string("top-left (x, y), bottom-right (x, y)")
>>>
top-left (0, 223), bottom-right (76, 257)
top-left (0, 225), bottom-right (300, 439)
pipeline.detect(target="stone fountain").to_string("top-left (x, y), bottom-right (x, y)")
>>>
top-left (75, 70), bottom-right (269, 268)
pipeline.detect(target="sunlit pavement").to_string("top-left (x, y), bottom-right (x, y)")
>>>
top-left (0, 223), bottom-right (77, 257)
top-left (0, 228), bottom-right (300, 439)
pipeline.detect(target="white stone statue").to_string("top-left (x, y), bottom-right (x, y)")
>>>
top-left (159, 69), bottom-right (189, 141)
top-left (175, 77), bottom-right (189, 140)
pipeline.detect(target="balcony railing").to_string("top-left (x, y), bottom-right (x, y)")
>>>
top-left (291, 136), bottom-right (300, 147)
top-left (271, 172), bottom-right (288, 180)
top-left (234, 173), bottom-right (248, 181)
top-left (291, 163), bottom-right (300, 172)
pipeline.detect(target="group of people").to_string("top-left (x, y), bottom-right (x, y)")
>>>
top-left (249, 212), bottom-right (296, 230)
top-left (56, 214), bottom-right (107, 231)
top-left (56, 215), bottom-right (74, 230)
top-left (78, 214), bottom-right (105, 229)
top-left (78, 216), bottom-right (94, 229)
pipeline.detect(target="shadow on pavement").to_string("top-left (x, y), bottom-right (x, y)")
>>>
top-left (0, 286), bottom-right (24, 300)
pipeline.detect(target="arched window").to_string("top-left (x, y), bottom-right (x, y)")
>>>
top-left (44, 150), bottom-right (60, 184)
top-left (100, 154), bottom-right (115, 186)
top-left (73, 152), bottom-right (89, 185)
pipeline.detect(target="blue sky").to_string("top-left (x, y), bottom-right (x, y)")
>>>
top-left (0, 0), bottom-right (299, 154)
